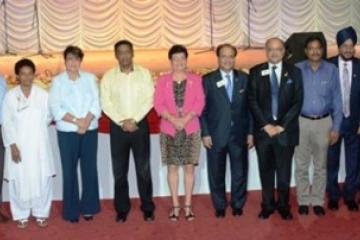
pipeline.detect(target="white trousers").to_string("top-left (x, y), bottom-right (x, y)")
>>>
top-left (9, 177), bottom-right (53, 221)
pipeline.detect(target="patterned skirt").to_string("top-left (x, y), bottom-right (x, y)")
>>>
top-left (160, 130), bottom-right (201, 166)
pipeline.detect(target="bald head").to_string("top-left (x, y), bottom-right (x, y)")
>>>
top-left (265, 37), bottom-right (285, 48)
top-left (265, 37), bottom-right (285, 64)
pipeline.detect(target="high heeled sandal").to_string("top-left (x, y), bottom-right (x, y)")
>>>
top-left (184, 205), bottom-right (195, 221)
top-left (168, 206), bottom-right (181, 221)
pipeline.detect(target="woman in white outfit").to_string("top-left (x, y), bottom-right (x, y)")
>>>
top-left (2, 59), bottom-right (55, 228)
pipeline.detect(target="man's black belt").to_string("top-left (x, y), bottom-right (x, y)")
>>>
top-left (300, 113), bottom-right (330, 120)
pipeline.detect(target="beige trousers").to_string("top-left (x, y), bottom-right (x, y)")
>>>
top-left (294, 116), bottom-right (332, 206)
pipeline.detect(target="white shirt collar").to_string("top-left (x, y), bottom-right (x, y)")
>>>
top-left (339, 56), bottom-right (353, 67)
top-left (268, 61), bottom-right (282, 83)
top-left (268, 61), bottom-right (282, 69)
top-left (220, 69), bottom-right (234, 88)
top-left (339, 56), bottom-right (353, 76)
top-left (220, 69), bottom-right (234, 80)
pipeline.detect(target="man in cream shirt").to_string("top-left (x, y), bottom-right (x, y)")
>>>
top-left (101, 40), bottom-right (155, 223)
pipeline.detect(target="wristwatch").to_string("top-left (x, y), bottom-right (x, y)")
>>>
top-left (72, 117), bottom-right (78, 123)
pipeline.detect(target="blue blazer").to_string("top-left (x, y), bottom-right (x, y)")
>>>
top-left (200, 69), bottom-right (252, 149)
top-left (328, 56), bottom-right (360, 132)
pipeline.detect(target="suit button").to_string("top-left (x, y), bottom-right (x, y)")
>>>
top-left (231, 121), bottom-right (234, 126)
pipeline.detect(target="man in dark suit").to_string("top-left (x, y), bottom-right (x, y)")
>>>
top-left (200, 43), bottom-right (253, 218)
top-left (327, 26), bottom-right (360, 211)
top-left (248, 37), bottom-right (303, 220)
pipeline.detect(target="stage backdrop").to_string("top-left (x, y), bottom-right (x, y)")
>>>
top-left (0, 0), bottom-right (359, 53)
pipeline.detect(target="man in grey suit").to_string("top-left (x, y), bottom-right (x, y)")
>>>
top-left (200, 43), bottom-right (253, 218)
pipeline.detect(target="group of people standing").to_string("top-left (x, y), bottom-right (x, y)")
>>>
top-left (0, 26), bottom-right (359, 228)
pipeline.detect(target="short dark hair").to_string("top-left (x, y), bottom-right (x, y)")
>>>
top-left (305, 36), bottom-right (324, 49)
top-left (15, 58), bottom-right (36, 75)
top-left (114, 40), bottom-right (134, 52)
top-left (168, 44), bottom-right (188, 60)
top-left (63, 45), bottom-right (84, 61)
top-left (216, 43), bottom-right (237, 57)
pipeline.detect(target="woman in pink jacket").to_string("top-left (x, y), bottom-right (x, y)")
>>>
top-left (154, 45), bottom-right (205, 221)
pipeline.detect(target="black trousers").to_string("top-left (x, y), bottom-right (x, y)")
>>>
top-left (255, 138), bottom-right (294, 211)
top-left (207, 135), bottom-right (248, 210)
top-left (110, 120), bottom-right (155, 213)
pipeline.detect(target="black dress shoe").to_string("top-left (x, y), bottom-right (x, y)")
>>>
top-left (278, 209), bottom-right (293, 220)
top-left (298, 205), bottom-right (309, 215)
top-left (143, 211), bottom-right (155, 221)
top-left (232, 208), bottom-right (243, 216)
top-left (345, 201), bottom-right (359, 212)
top-left (258, 209), bottom-right (274, 219)
top-left (215, 209), bottom-right (226, 218)
top-left (83, 215), bottom-right (93, 221)
top-left (313, 206), bottom-right (325, 216)
top-left (328, 200), bottom-right (339, 211)
top-left (116, 212), bottom-right (128, 223)
top-left (68, 219), bottom-right (79, 223)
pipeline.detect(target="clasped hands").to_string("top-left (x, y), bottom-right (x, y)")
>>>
top-left (120, 119), bottom-right (139, 132)
top-left (75, 118), bottom-right (92, 134)
top-left (263, 124), bottom-right (284, 137)
top-left (169, 115), bottom-right (188, 131)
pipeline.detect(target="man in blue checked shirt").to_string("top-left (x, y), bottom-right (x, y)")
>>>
top-left (295, 36), bottom-right (342, 217)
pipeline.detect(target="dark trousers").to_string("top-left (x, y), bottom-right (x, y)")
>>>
top-left (57, 130), bottom-right (100, 220)
top-left (327, 117), bottom-right (359, 202)
top-left (206, 135), bottom-right (248, 210)
top-left (0, 128), bottom-right (4, 205)
top-left (110, 120), bottom-right (155, 214)
top-left (255, 138), bottom-right (294, 211)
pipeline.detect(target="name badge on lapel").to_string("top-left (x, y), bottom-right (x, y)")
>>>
top-left (239, 89), bottom-right (245, 94)
top-left (216, 79), bottom-right (226, 88)
top-left (261, 69), bottom-right (270, 76)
